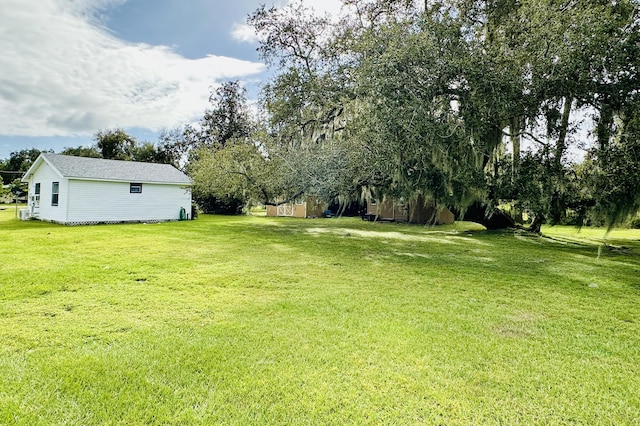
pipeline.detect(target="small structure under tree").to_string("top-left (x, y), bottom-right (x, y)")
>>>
top-left (365, 198), bottom-right (455, 225)
top-left (266, 196), bottom-right (327, 219)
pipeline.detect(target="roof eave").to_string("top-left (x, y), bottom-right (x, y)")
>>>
top-left (21, 153), bottom-right (64, 182)
top-left (68, 177), bottom-right (192, 185)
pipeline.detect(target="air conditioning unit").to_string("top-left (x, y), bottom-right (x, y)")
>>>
top-left (19, 209), bottom-right (30, 221)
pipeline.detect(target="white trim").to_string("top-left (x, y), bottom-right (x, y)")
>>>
top-left (22, 154), bottom-right (192, 186)
top-left (68, 177), bottom-right (191, 185)
top-left (22, 155), bottom-right (64, 181)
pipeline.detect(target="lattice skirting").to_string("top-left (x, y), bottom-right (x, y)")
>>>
top-left (44, 219), bottom-right (173, 226)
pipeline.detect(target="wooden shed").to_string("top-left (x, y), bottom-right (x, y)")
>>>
top-left (365, 197), bottom-right (455, 225)
top-left (265, 197), bottom-right (327, 219)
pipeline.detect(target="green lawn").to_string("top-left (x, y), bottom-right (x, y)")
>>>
top-left (1, 209), bottom-right (639, 425)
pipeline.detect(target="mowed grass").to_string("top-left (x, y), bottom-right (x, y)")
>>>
top-left (1, 208), bottom-right (639, 425)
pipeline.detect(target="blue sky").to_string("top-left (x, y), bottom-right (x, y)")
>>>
top-left (106, 0), bottom-right (263, 60)
top-left (0, 0), bottom-right (343, 161)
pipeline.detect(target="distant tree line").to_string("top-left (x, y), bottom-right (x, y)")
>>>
top-left (0, 130), bottom-right (187, 201)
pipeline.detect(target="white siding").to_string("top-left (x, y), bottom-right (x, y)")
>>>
top-left (27, 163), bottom-right (68, 223)
top-left (66, 180), bottom-right (192, 223)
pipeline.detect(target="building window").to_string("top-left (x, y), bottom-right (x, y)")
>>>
top-left (34, 183), bottom-right (41, 207)
top-left (130, 183), bottom-right (142, 193)
top-left (370, 198), bottom-right (377, 205)
top-left (51, 182), bottom-right (59, 206)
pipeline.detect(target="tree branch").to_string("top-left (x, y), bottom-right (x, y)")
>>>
top-left (501, 129), bottom-right (551, 147)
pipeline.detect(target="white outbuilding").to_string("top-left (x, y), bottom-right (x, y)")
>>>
top-left (21, 153), bottom-right (192, 225)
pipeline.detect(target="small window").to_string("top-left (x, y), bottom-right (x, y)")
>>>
top-left (51, 182), bottom-right (59, 206)
top-left (370, 198), bottom-right (377, 206)
top-left (130, 183), bottom-right (142, 194)
top-left (34, 183), bottom-right (41, 207)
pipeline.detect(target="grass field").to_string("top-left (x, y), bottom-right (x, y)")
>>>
top-left (1, 208), bottom-right (639, 424)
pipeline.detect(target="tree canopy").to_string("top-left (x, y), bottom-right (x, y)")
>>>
top-left (187, 81), bottom-right (269, 213)
top-left (236, 0), bottom-right (640, 228)
top-left (61, 129), bottom-right (183, 167)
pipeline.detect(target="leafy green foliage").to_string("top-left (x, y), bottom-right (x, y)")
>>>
top-left (191, 138), bottom-right (279, 211)
top-left (0, 149), bottom-right (44, 196)
top-left (587, 101), bottom-right (640, 228)
top-left (247, 0), bottom-right (640, 228)
top-left (0, 175), bottom-right (7, 200)
top-left (60, 129), bottom-right (180, 165)
top-left (189, 81), bottom-right (254, 150)
top-left (59, 146), bottom-right (101, 158)
top-left (156, 127), bottom-right (191, 170)
top-left (0, 148), bottom-right (43, 175)
top-left (94, 128), bottom-right (137, 160)
top-left (188, 82), bottom-right (261, 213)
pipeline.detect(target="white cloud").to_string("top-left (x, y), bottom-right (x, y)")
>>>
top-left (232, 0), bottom-right (345, 44)
top-left (231, 23), bottom-right (260, 44)
top-left (0, 0), bottom-right (265, 138)
top-left (299, 0), bottom-right (344, 17)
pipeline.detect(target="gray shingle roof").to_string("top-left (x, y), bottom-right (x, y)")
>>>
top-left (39, 153), bottom-right (191, 184)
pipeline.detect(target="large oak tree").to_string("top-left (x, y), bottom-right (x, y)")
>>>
top-left (248, 0), bottom-right (639, 228)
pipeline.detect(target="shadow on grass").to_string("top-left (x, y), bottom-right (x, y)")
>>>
top-left (222, 217), bottom-right (640, 262)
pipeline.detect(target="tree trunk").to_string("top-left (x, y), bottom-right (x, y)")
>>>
top-left (596, 100), bottom-right (614, 150)
top-left (510, 116), bottom-right (521, 179)
top-left (527, 214), bottom-right (545, 234)
top-left (510, 116), bottom-right (523, 224)
top-left (463, 202), bottom-right (516, 230)
top-left (555, 97), bottom-right (572, 170)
